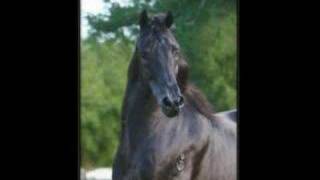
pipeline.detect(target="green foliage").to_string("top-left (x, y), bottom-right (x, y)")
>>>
top-left (82, 0), bottom-right (237, 168)
top-left (81, 40), bottom-right (133, 168)
top-left (184, 5), bottom-right (237, 111)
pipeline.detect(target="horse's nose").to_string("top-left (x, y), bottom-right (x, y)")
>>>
top-left (162, 96), bottom-right (184, 109)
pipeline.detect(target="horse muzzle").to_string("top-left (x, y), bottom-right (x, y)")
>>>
top-left (161, 96), bottom-right (184, 117)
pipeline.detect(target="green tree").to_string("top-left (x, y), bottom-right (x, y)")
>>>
top-left (81, 40), bottom-right (133, 168)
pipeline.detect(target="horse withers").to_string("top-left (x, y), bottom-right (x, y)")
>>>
top-left (215, 109), bottom-right (237, 123)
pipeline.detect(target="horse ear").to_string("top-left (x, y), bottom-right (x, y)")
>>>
top-left (165, 11), bottom-right (173, 28)
top-left (139, 9), bottom-right (149, 28)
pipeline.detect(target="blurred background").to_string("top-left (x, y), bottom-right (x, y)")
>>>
top-left (81, 0), bottom-right (237, 173)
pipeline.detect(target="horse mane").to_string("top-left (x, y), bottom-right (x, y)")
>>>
top-left (127, 47), bottom-right (140, 82)
top-left (176, 55), bottom-right (216, 122)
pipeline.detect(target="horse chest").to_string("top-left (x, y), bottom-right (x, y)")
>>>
top-left (128, 142), bottom-right (193, 180)
top-left (123, 103), bottom-right (213, 179)
top-left (126, 125), bottom-right (204, 180)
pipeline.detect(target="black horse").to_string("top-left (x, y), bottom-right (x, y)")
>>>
top-left (112, 10), bottom-right (237, 180)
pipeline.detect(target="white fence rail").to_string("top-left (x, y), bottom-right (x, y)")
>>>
top-left (81, 168), bottom-right (112, 180)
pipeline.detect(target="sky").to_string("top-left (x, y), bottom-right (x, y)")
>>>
top-left (81, 0), bottom-right (132, 39)
top-left (81, 0), bottom-right (105, 39)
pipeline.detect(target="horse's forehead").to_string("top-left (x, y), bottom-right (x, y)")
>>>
top-left (151, 13), bottom-right (167, 25)
top-left (141, 31), bottom-right (175, 45)
top-left (139, 27), bottom-right (178, 51)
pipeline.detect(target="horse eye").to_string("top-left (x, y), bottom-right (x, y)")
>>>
top-left (172, 48), bottom-right (179, 58)
top-left (172, 46), bottom-right (179, 54)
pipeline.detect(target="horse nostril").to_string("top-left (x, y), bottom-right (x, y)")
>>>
top-left (179, 96), bottom-right (184, 106)
top-left (162, 97), bottom-right (172, 107)
top-left (174, 96), bottom-right (184, 107)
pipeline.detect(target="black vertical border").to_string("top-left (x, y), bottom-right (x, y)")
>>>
top-left (78, 0), bottom-right (81, 179)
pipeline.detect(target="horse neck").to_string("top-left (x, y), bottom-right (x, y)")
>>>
top-left (121, 72), bottom-right (161, 152)
top-left (121, 50), bottom-right (158, 125)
